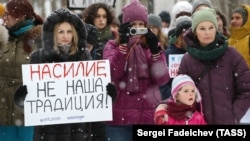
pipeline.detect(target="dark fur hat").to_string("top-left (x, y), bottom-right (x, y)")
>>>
top-left (43, 8), bottom-right (87, 52)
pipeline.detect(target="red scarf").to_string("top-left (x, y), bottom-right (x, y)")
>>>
top-left (166, 100), bottom-right (197, 120)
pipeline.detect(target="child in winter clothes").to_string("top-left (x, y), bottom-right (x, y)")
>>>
top-left (154, 74), bottom-right (206, 125)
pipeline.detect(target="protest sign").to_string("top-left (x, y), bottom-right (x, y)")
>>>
top-left (22, 60), bottom-right (112, 126)
top-left (67, 0), bottom-right (116, 9)
top-left (168, 54), bottom-right (184, 78)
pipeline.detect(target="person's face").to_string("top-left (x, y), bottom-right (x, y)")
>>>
top-left (195, 21), bottom-right (216, 47)
top-left (94, 8), bottom-right (107, 31)
top-left (231, 13), bottom-right (244, 28)
top-left (2, 10), bottom-right (20, 28)
top-left (56, 22), bottom-right (73, 45)
top-left (176, 84), bottom-right (196, 106)
top-left (148, 25), bottom-right (159, 36)
top-left (216, 14), bottom-right (224, 33)
top-left (130, 20), bottom-right (146, 28)
top-left (161, 21), bottom-right (169, 28)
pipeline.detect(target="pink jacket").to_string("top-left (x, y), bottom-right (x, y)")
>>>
top-left (166, 111), bottom-right (207, 125)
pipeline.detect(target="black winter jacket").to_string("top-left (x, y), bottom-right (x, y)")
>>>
top-left (30, 8), bottom-right (93, 141)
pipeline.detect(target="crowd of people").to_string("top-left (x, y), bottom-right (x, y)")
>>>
top-left (0, 0), bottom-right (249, 141)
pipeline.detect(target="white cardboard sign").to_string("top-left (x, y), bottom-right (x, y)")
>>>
top-left (22, 60), bottom-right (112, 126)
top-left (168, 54), bottom-right (184, 78)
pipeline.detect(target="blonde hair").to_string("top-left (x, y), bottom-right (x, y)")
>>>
top-left (53, 22), bottom-right (79, 55)
top-left (175, 33), bottom-right (187, 49)
top-left (157, 28), bottom-right (168, 50)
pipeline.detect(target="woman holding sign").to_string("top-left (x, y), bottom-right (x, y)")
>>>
top-left (25, 8), bottom-right (94, 141)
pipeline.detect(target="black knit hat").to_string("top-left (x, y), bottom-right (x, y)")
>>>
top-left (175, 16), bottom-right (192, 37)
top-left (159, 11), bottom-right (171, 24)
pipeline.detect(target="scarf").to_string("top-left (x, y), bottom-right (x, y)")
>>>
top-left (186, 32), bottom-right (228, 61)
top-left (57, 42), bottom-right (72, 54)
top-left (125, 37), bottom-right (149, 93)
top-left (166, 100), bottom-right (197, 120)
top-left (8, 19), bottom-right (34, 38)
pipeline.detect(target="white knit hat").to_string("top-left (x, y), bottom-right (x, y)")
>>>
top-left (170, 1), bottom-right (192, 28)
top-left (171, 74), bottom-right (201, 102)
top-left (171, 1), bottom-right (192, 19)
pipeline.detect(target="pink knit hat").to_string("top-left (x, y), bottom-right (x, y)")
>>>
top-left (171, 74), bottom-right (201, 102)
top-left (122, 0), bottom-right (148, 24)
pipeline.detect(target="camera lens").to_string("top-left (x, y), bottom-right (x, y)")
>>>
top-left (130, 28), bottom-right (136, 35)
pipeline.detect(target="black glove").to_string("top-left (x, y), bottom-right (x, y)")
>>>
top-left (145, 28), bottom-right (160, 54)
top-left (14, 85), bottom-right (28, 108)
top-left (119, 22), bottom-right (131, 44)
top-left (106, 83), bottom-right (117, 102)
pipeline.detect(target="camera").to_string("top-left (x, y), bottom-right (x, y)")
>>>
top-left (129, 27), bottom-right (148, 36)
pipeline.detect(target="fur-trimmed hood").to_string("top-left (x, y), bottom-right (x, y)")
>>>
top-left (42, 8), bottom-right (87, 51)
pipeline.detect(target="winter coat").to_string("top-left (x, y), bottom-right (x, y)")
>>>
top-left (0, 22), bottom-right (42, 126)
top-left (179, 29), bottom-right (250, 124)
top-left (29, 8), bottom-right (92, 141)
top-left (228, 4), bottom-right (250, 68)
top-left (94, 25), bottom-right (115, 60)
top-left (166, 111), bottom-right (206, 125)
top-left (103, 39), bottom-right (170, 125)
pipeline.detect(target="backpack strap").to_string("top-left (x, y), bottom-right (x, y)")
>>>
top-left (194, 60), bottom-right (216, 85)
top-left (194, 64), bottom-right (210, 85)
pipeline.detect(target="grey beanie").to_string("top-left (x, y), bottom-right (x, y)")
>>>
top-left (232, 6), bottom-right (248, 25)
top-left (192, 0), bottom-right (212, 14)
top-left (148, 14), bottom-right (162, 28)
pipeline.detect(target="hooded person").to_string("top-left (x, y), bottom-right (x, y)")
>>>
top-left (30, 8), bottom-right (91, 63)
top-left (170, 1), bottom-right (192, 29)
top-left (25, 8), bottom-right (92, 141)
top-left (154, 74), bottom-right (206, 125)
top-left (103, 0), bottom-right (170, 140)
top-left (13, 8), bottom-right (116, 141)
top-left (228, 5), bottom-right (250, 69)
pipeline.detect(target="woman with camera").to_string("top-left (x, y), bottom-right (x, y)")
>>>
top-left (102, 0), bottom-right (170, 141)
